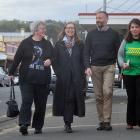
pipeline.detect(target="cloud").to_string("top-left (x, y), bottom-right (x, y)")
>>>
top-left (0, 0), bottom-right (139, 21)
top-left (0, 0), bottom-right (102, 21)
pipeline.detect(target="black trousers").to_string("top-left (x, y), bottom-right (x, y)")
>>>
top-left (19, 83), bottom-right (49, 129)
top-left (123, 75), bottom-right (140, 126)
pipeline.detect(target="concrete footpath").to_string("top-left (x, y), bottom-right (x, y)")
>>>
top-left (0, 89), bottom-right (140, 140)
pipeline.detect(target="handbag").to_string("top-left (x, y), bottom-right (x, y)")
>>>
top-left (6, 80), bottom-right (19, 118)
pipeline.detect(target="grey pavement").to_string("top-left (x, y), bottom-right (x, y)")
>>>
top-left (0, 88), bottom-right (140, 140)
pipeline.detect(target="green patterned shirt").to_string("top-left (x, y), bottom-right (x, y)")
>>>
top-left (123, 41), bottom-right (140, 75)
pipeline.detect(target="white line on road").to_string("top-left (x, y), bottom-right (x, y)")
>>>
top-left (0, 126), bottom-right (18, 135)
top-left (40, 123), bottom-right (126, 130)
top-left (0, 112), bottom-right (52, 135)
top-left (0, 115), bottom-right (6, 119)
top-left (0, 102), bottom-right (126, 135)
top-left (0, 123), bottom-right (126, 136)
top-left (0, 111), bottom-right (126, 136)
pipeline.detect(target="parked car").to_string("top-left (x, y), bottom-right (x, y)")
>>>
top-left (49, 66), bottom-right (56, 95)
top-left (0, 67), bottom-right (19, 87)
top-left (0, 74), bottom-right (4, 87)
top-left (114, 65), bottom-right (124, 88)
top-left (0, 67), bottom-right (10, 87)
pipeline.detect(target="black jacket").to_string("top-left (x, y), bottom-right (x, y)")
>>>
top-left (52, 40), bottom-right (85, 117)
top-left (9, 35), bottom-right (53, 85)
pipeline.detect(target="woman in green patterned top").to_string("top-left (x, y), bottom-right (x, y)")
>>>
top-left (118, 18), bottom-right (140, 130)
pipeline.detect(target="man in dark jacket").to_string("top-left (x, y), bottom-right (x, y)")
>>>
top-left (84, 11), bottom-right (120, 131)
top-left (9, 21), bottom-right (53, 135)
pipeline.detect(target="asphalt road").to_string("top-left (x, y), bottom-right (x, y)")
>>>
top-left (1, 87), bottom-right (137, 140)
top-left (0, 89), bottom-right (140, 140)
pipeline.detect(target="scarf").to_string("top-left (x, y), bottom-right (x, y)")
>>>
top-left (63, 36), bottom-right (75, 56)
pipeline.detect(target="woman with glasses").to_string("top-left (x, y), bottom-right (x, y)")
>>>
top-left (52, 22), bottom-right (85, 133)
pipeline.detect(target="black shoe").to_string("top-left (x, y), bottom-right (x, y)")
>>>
top-left (34, 129), bottom-right (42, 134)
top-left (97, 122), bottom-right (105, 131)
top-left (104, 122), bottom-right (112, 131)
top-left (64, 125), bottom-right (73, 133)
top-left (19, 125), bottom-right (28, 135)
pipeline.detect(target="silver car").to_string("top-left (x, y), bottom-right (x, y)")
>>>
top-left (0, 67), bottom-right (10, 87)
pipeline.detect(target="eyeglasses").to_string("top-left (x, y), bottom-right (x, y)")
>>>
top-left (65, 27), bottom-right (75, 30)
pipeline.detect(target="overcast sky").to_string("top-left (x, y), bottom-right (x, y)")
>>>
top-left (0, 0), bottom-right (140, 21)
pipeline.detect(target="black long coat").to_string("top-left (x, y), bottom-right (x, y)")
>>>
top-left (52, 40), bottom-right (85, 117)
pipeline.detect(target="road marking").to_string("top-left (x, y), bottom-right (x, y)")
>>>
top-left (0, 123), bottom-right (126, 135)
top-left (0, 110), bottom-right (125, 121)
top-left (0, 100), bottom-right (2, 103)
top-left (0, 126), bottom-right (18, 135)
top-left (0, 115), bottom-right (6, 119)
top-left (0, 112), bottom-right (52, 135)
top-left (0, 102), bottom-right (126, 135)
top-left (42, 123), bottom-right (126, 130)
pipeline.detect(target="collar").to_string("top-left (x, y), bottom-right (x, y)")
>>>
top-left (97, 25), bottom-right (109, 32)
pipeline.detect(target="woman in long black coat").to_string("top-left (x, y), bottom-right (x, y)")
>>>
top-left (52, 22), bottom-right (85, 133)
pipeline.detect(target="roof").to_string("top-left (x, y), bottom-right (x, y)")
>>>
top-left (78, 12), bottom-right (140, 25)
top-left (78, 13), bottom-right (140, 16)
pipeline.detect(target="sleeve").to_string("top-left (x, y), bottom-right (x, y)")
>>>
top-left (84, 32), bottom-right (91, 69)
top-left (9, 41), bottom-right (24, 75)
top-left (47, 41), bottom-right (53, 61)
top-left (52, 42), bottom-right (60, 76)
top-left (79, 41), bottom-right (85, 74)
top-left (117, 39), bottom-right (126, 67)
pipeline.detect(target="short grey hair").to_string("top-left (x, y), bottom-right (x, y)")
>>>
top-left (30, 21), bottom-right (46, 33)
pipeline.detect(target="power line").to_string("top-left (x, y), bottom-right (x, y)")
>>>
top-left (107, 6), bottom-right (126, 12)
top-left (93, 0), bottom-right (140, 13)
top-left (132, 4), bottom-right (140, 12)
top-left (110, 0), bottom-right (129, 12)
top-left (123, 0), bottom-right (140, 12)
top-left (95, 0), bottom-right (113, 12)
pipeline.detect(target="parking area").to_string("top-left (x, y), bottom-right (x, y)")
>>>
top-left (0, 67), bottom-right (19, 87)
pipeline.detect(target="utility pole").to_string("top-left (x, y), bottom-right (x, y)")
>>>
top-left (103, 0), bottom-right (107, 12)
top-left (85, 0), bottom-right (87, 13)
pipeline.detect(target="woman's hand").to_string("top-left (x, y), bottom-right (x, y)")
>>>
top-left (44, 59), bottom-right (51, 67)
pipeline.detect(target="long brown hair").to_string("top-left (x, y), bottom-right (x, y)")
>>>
top-left (125, 18), bottom-right (140, 42)
top-left (58, 22), bottom-right (80, 43)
